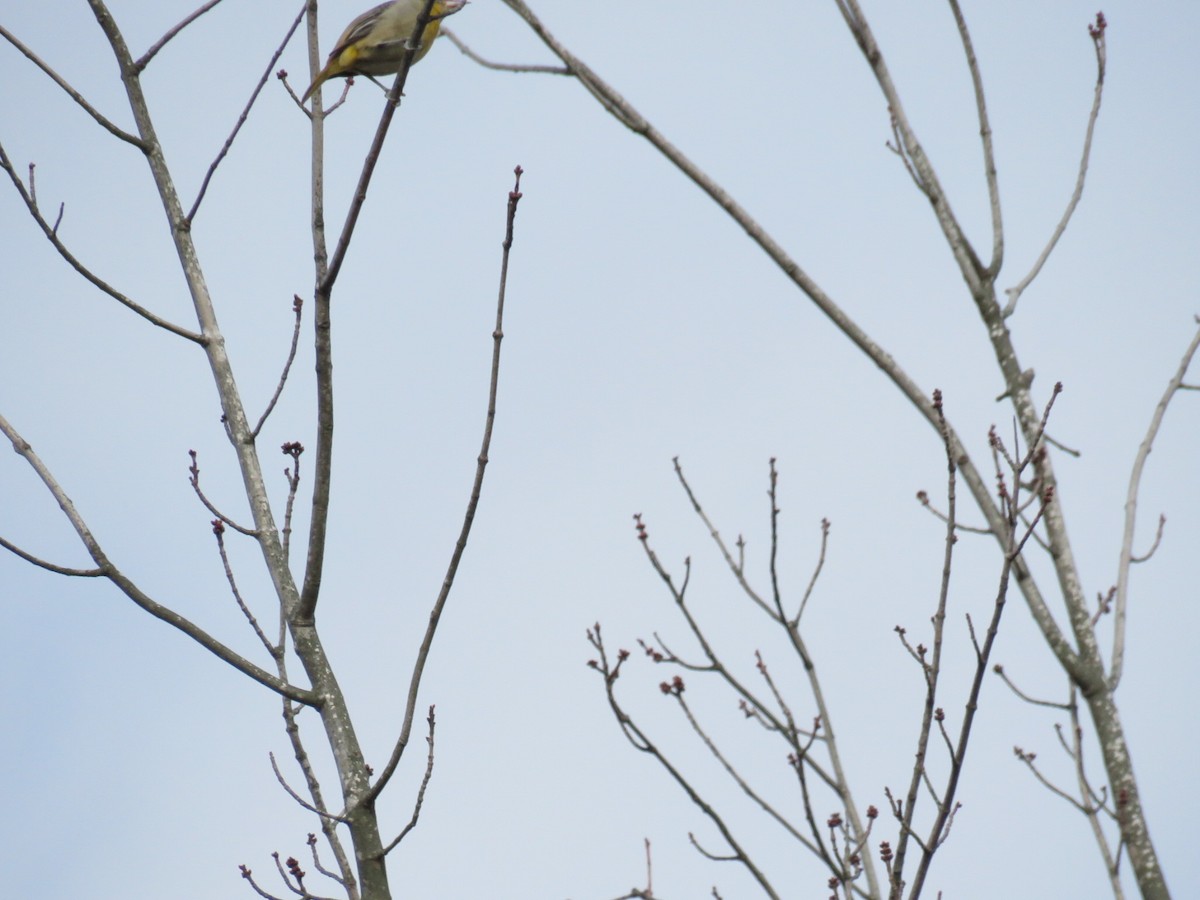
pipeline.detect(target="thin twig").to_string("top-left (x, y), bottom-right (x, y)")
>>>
top-left (1110, 316), bottom-right (1200, 689)
top-left (269, 752), bottom-right (350, 823)
top-left (1066, 689), bottom-right (1125, 898)
top-left (135, 0), bottom-right (228, 71)
top-left (888, 390), bottom-right (959, 898)
top-left (253, 296), bottom-right (306, 439)
top-left (635, 515), bottom-right (838, 794)
top-left (0, 141), bottom-right (204, 343)
top-left (0, 535), bottom-right (105, 576)
top-left (916, 489), bottom-right (991, 535)
top-left (675, 682), bottom-right (824, 862)
top-left (363, 168), bottom-right (523, 808)
top-left (1128, 515), bottom-right (1165, 564)
top-left (315, 0), bottom-right (438, 295)
top-left (186, 1), bottom-right (308, 222)
top-left (794, 518), bottom-right (830, 624)
top-left (281, 441), bottom-right (304, 563)
top-left (188, 450), bottom-right (258, 536)
top-left (0, 24), bottom-right (145, 147)
top-left (1002, 14), bottom-right (1107, 317)
top-left (305, 833), bottom-right (349, 890)
top-left (947, 0), bottom-right (1003, 277)
top-left (212, 520), bottom-right (275, 656)
top-left (636, 469), bottom-right (875, 897)
top-left (441, 27), bottom-right (569, 74)
top-left (1013, 746), bottom-right (1091, 815)
top-left (672, 457), bottom-right (773, 617)
top-left (378, 706), bottom-right (438, 857)
top-left (992, 664), bottom-right (1071, 711)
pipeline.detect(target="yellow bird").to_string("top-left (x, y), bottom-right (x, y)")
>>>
top-left (302, 0), bottom-right (466, 104)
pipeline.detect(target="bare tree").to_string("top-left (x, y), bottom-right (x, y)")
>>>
top-left (1, 3), bottom-right (522, 898)
top-left (2, 3), bottom-right (1194, 898)
top-left (444, 2), bottom-right (1192, 897)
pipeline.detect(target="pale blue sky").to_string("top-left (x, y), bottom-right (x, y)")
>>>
top-left (1, 2), bottom-right (1197, 898)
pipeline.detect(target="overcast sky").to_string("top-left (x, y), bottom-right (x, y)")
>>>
top-left (1, 2), bottom-right (1197, 898)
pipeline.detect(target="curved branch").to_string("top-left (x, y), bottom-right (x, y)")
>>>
top-left (269, 751), bottom-right (349, 823)
top-left (134, 0), bottom-right (228, 72)
top-left (0, 411), bottom-right (318, 705)
top-left (253, 296), bottom-right (305, 439)
top-left (499, 0), bottom-right (1080, 684)
top-left (1110, 317), bottom-right (1200, 689)
top-left (0, 141), bottom-right (205, 343)
top-left (363, 169), bottom-right (522, 808)
top-left (0, 24), bottom-right (145, 148)
top-left (0, 535), bottom-right (105, 577)
top-left (186, 0), bottom-right (308, 222)
top-left (441, 27), bottom-right (569, 74)
top-left (1003, 15), bottom-right (1107, 317)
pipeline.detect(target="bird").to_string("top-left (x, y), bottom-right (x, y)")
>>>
top-left (301, 0), bottom-right (466, 104)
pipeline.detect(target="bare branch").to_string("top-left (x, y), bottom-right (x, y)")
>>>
top-left (281, 441), bottom-right (305, 563)
top-left (314, 0), bottom-right (441, 295)
top-left (992, 664), bottom-right (1071, 711)
top-left (915, 490), bottom-right (991, 535)
top-left (0, 534), bottom-right (105, 577)
top-left (1043, 432), bottom-right (1082, 458)
top-left (134, 0), bottom-right (228, 72)
top-left (888, 390), bottom-right (960, 897)
top-left (277, 649), bottom-right (357, 894)
top-left (1065, 691), bottom-right (1126, 898)
top-left (499, 0), bottom-right (1077, 679)
top-left (0, 141), bottom-right (205, 343)
top-left (0, 24), bottom-right (145, 147)
top-left (363, 168), bottom-right (523, 807)
top-left (378, 706), bottom-right (437, 857)
top-left (186, 1), bottom-right (308, 222)
top-left (947, 0), bottom-right (1003, 277)
top-left (238, 864), bottom-right (289, 900)
top-left (0, 411), bottom-right (317, 705)
top-left (1013, 746), bottom-right (1092, 815)
top-left (675, 684), bottom-right (826, 863)
top-left (253, 296), bottom-right (306, 439)
top-left (299, 0), bottom-right (448, 625)
top-left (1111, 316), bottom-right (1200, 688)
top-left (835, 0), bottom-right (985, 293)
top-left (441, 27), bottom-right (570, 74)
top-left (305, 832), bottom-right (350, 892)
top-left (269, 751), bottom-right (349, 823)
top-left (212, 519), bottom-right (275, 658)
top-left (587, 630), bottom-right (782, 900)
top-left (795, 517), bottom-right (830, 624)
top-left (1128, 515), bottom-right (1166, 565)
top-left (188, 450), bottom-right (258, 536)
top-left (672, 457), bottom-right (773, 617)
top-left (1003, 13), bottom-right (1107, 317)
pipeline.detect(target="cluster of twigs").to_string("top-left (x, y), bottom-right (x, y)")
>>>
top-left (586, 383), bottom-right (1064, 899)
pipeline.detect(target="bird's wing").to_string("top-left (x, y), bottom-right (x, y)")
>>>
top-left (327, 1), bottom-right (393, 59)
